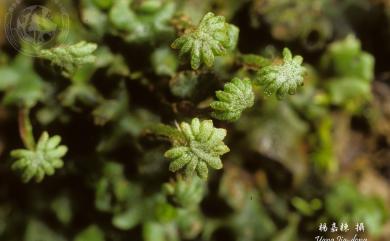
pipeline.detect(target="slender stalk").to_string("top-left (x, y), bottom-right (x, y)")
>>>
top-left (147, 123), bottom-right (186, 145)
top-left (18, 108), bottom-right (35, 150)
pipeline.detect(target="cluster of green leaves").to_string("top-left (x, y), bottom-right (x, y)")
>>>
top-left (164, 118), bottom-right (230, 179)
top-left (171, 12), bottom-right (239, 69)
top-left (256, 48), bottom-right (306, 99)
top-left (11, 132), bottom-right (68, 182)
top-left (163, 176), bottom-right (205, 208)
top-left (0, 55), bottom-right (44, 107)
top-left (107, 0), bottom-right (175, 43)
top-left (251, 0), bottom-right (341, 50)
top-left (80, 0), bottom-right (176, 43)
top-left (210, 77), bottom-right (255, 121)
top-left (321, 35), bottom-right (375, 112)
top-left (39, 41), bottom-right (98, 77)
top-left (95, 161), bottom-right (143, 230)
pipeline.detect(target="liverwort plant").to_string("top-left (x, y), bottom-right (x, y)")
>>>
top-left (171, 12), bottom-right (239, 69)
top-left (210, 77), bottom-right (255, 122)
top-left (163, 175), bottom-right (205, 208)
top-left (39, 41), bottom-right (98, 77)
top-left (256, 48), bottom-right (306, 99)
top-left (164, 118), bottom-right (230, 179)
top-left (11, 132), bottom-right (68, 183)
top-left (10, 109), bottom-right (67, 182)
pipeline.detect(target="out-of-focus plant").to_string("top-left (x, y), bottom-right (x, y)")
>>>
top-left (95, 161), bottom-right (143, 230)
top-left (39, 41), bottom-right (98, 78)
top-left (252, 0), bottom-right (332, 50)
top-left (74, 225), bottom-right (105, 241)
top-left (325, 180), bottom-right (389, 237)
top-left (108, 0), bottom-right (176, 43)
top-left (311, 116), bottom-right (338, 173)
top-left (321, 35), bottom-right (374, 113)
top-left (0, 54), bottom-right (45, 107)
top-left (164, 175), bottom-right (206, 208)
top-left (291, 197), bottom-right (322, 217)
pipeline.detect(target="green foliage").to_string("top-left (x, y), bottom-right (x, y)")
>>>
top-left (95, 162), bottom-right (143, 230)
top-left (51, 194), bottom-right (72, 225)
top-left (239, 54), bottom-right (272, 70)
top-left (291, 197), bottom-right (322, 216)
top-left (230, 192), bottom-right (277, 240)
top-left (0, 54), bottom-right (44, 107)
top-left (270, 214), bottom-right (299, 241)
top-left (175, 209), bottom-right (203, 240)
top-left (151, 47), bottom-right (179, 77)
top-left (39, 41), bottom-right (98, 77)
top-left (92, 0), bottom-right (113, 10)
top-left (169, 71), bottom-right (199, 98)
top-left (25, 219), bottom-right (66, 241)
top-left (321, 35), bottom-right (375, 112)
top-left (211, 77), bottom-right (255, 122)
top-left (237, 102), bottom-right (308, 183)
top-left (154, 202), bottom-right (178, 223)
top-left (253, 0), bottom-right (332, 50)
top-left (74, 225), bottom-right (105, 241)
top-left (164, 118), bottom-right (230, 179)
top-left (255, 48), bottom-right (306, 99)
top-left (108, 0), bottom-right (175, 43)
top-left (171, 12), bottom-right (239, 69)
top-left (163, 176), bottom-right (206, 208)
top-left (142, 222), bottom-right (175, 241)
top-left (311, 116), bottom-right (338, 173)
top-left (325, 180), bottom-right (389, 237)
top-left (321, 35), bottom-right (374, 81)
top-left (11, 132), bottom-right (68, 183)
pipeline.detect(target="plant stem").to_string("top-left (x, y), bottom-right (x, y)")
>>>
top-left (18, 108), bottom-right (35, 150)
top-left (147, 123), bottom-right (186, 145)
